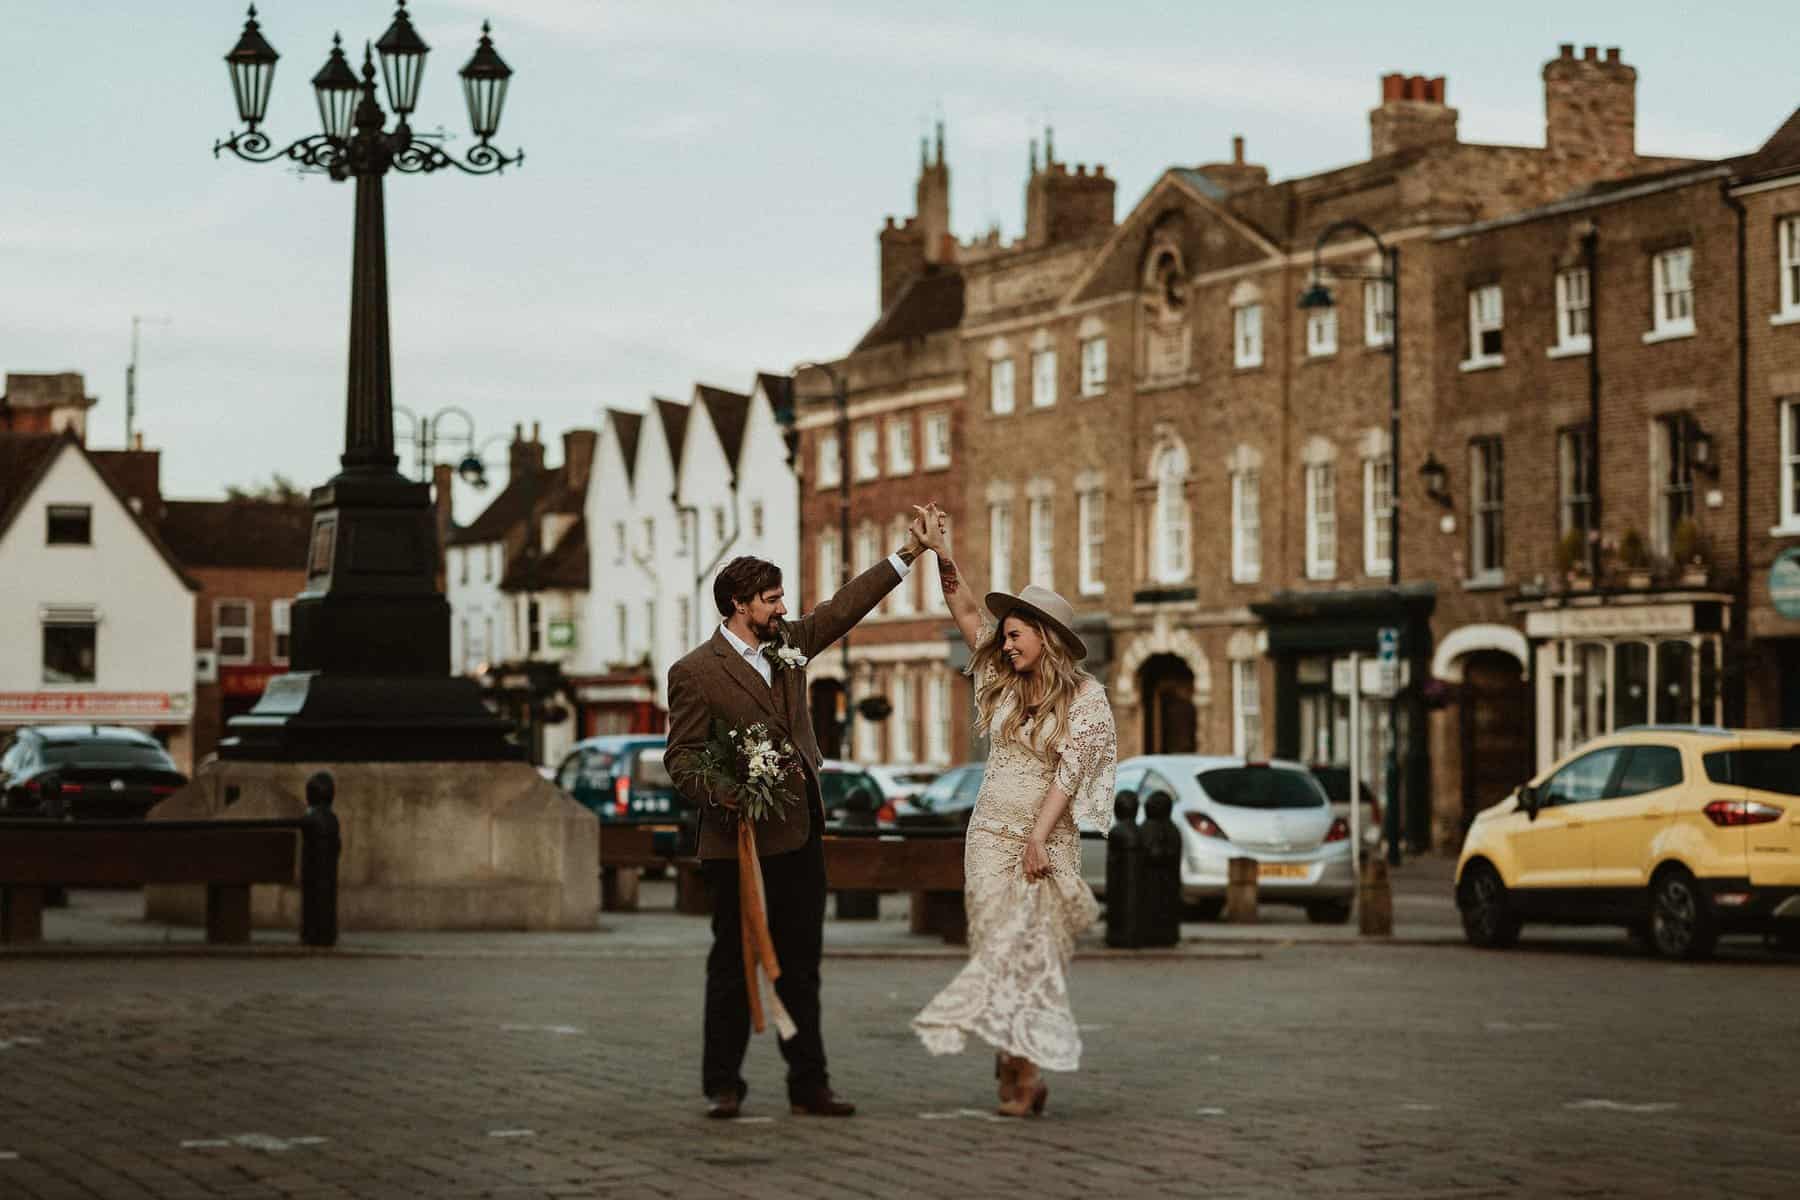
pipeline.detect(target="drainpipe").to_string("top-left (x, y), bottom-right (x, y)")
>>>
top-left (1722, 181), bottom-right (1750, 725)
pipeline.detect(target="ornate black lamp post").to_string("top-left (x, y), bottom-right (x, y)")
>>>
top-left (1298, 220), bottom-right (1407, 865)
top-left (216, 3), bottom-right (523, 761)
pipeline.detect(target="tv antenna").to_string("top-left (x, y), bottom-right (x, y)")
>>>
top-left (126, 315), bottom-right (172, 446)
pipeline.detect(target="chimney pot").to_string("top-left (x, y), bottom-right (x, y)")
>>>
top-left (1559, 43), bottom-right (1574, 59)
top-left (1381, 72), bottom-right (1404, 101)
top-left (1232, 134), bottom-right (1245, 164)
top-left (531, 421), bottom-right (541, 442)
top-left (1095, 164), bottom-right (1107, 177)
top-left (1582, 45), bottom-right (1598, 62)
top-left (1604, 46), bottom-right (1620, 64)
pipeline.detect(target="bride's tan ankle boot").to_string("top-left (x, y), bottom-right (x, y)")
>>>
top-left (996, 1058), bottom-right (1047, 1117)
top-left (995, 1053), bottom-right (1017, 1105)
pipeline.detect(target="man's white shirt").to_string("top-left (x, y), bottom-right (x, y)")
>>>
top-left (718, 553), bottom-right (913, 688)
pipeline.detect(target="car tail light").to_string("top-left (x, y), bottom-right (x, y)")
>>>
top-left (61, 783), bottom-right (83, 794)
top-left (1185, 811), bottom-right (1229, 840)
top-left (150, 785), bottom-right (179, 796)
top-left (1324, 817), bottom-right (1350, 843)
top-left (614, 776), bottom-right (631, 816)
top-left (1704, 799), bottom-right (1784, 827)
top-left (876, 801), bottom-right (896, 824)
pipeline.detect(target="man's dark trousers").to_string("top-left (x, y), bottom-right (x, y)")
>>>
top-left (700, 799), bottom-right (828, 1103)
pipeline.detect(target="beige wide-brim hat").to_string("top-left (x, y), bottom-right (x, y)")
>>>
top-left (985, 584), bottom-right (1089, 662)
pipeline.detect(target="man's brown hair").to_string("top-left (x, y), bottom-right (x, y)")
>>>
top-left (713, 556), bottom-right (783, 617)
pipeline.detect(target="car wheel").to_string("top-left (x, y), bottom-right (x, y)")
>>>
top-left (1457, 861), bottom-right (1521, 949)
top-left (1306, 899), bottom-right (1352, 925)
top-left (1648, 867), bottom-right (1717, 962)
top-left (1184, 897), bottom-right (1225, 922)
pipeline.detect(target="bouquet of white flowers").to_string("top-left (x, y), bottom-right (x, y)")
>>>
top-left (692, 719), bottom-right (802, 823)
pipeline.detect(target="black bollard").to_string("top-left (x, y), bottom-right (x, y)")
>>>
top-left (1137, 791), bottom-right (1183, 947)
top-left (1104, 792), bottom-right (1141, 948)
top-left (300, 771), bottom-right (341, 948)
top-left (38, 769), bottom-right (69, 909)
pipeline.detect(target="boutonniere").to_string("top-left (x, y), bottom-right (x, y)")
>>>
top-left (770, 643), bottom-right (808, 672)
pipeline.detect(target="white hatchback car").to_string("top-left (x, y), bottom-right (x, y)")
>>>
top-left (1111, 755), bottom-right (1356, 923)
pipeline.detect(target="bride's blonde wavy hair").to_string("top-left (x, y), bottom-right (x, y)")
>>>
top-left (971, 611), bottom-right (1091, 760)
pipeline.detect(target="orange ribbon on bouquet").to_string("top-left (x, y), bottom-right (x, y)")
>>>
top-left (737, 819), bottom-right (797, 1040)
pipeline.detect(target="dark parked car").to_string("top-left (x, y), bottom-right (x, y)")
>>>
top-left (553, 735), bottom-right (684, 824)
top-left (893, 763), bottom-right (985, 831)
top-left (818, 760), bottom-right (885, 825)
top-left (0, 725), bottom-right (186, 819)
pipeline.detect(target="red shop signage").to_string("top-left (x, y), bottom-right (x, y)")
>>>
top-left (0, 692), bottom-right (179, 718)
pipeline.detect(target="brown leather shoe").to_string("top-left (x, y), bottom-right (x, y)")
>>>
top-left (789, 1087), bottom-right (856, 1117)
top-left (706, 1091), bottom-right (743, 1120)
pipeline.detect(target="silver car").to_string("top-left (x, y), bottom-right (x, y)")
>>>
top-left (1109, 755), bottom-right (1356, 923)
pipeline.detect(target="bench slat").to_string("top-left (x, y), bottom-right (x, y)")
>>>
top-left (0, 829), bottom-right (299, 886)
top-left (824, 836), bottom-right (964, 891)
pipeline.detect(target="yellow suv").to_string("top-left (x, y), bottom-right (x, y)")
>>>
top-left (1456, 726), bottom-right (1800, 960)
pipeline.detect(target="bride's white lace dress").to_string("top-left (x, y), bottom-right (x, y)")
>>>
top-left (911, 624), bottom-right (1117, 1072)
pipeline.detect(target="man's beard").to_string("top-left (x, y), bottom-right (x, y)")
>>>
top-left (751, 614), bottom-right (782, 643)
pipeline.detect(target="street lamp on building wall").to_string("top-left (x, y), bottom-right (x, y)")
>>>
top-left (212, 3), bottom-right (524, 761)
top-left (793, 360), bottom-right (854, 754)
top-left (393, 404), bottom-right (483, 485)
top-left (1298, 219), bottom-right (1405, 865)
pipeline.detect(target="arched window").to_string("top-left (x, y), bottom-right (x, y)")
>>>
top-left (1153, 442), bottom-right (1191, 584)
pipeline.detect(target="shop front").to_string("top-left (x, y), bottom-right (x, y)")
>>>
top-left (1522, 592), bottom-right (1733, 772)
top-left (1252, 585), bottom-right (1436, 851)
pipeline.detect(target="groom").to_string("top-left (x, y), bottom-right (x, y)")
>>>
top-left (665, 519), bottom-right (927, 1119)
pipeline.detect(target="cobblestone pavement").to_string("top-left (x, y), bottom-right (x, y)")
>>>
top-left (3, 933), bottom-right (1797, 1199)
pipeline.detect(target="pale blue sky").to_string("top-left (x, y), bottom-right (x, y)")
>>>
top-left (6, 1), bottom-right (1793, 509)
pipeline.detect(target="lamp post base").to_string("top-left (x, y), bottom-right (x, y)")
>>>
top-left (220, 672), bottom-right (520, 762)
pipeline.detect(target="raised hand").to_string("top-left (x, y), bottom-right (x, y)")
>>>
top-left (911, 503), bottom-right (949, 555)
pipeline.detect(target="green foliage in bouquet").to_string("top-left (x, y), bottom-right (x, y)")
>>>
top-left (691, 718), bottom-right (803, 824)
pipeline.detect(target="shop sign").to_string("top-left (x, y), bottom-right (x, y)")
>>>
top-left (547, 620), bottom-right (577, 650)
top-left (1772, 549), bottom-right (1800, 620)
top-left (0, 692), bottom-right (190, 721)
top-left (1524, 603), bottom-right (1694, 639)
top-left (219, 666), bottom-right (282, 698)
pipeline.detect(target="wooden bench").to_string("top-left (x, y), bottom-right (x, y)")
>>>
top-left (825, 833), bottom-right (966, 944)
top-left (598, 824), bottom-right (689, 913)
top-left (0, 810), bottom-right (340, 949)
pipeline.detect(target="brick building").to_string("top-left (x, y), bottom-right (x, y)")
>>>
top-left (943, 46), bottom-right (1698, 850)
top-left (158, 499), bottom-right (311, 764)
top-left (1417, 101), bottom-right (1800, 844)
top-left (794, 127), bottom-right (973, 765)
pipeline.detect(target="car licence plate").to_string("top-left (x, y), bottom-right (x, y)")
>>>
top-left (1257, 862), bottom-right (1310, 880)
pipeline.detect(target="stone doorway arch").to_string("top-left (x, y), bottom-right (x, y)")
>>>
top-left (1115, 622), bottom-right (1211, 754)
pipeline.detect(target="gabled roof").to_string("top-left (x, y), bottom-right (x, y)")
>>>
top-left (696, 384), bottom-right (751, 475)
top-left (0, 431), bottom-right (199, 591)
top-left (655, 397), bottom-right (689, 470)
top-left (854, 265), bottom-right (964, 352)
top-left (160, 499), bottom-right (313, 570)
top-left (755, 372), bottom-right (794, 422)
top-left (448, 465), bottom-right (554, 546)
top-left (1737, 106), bottom-right (1800, 185)
top-left (608, 409), bottom-right (644, 487)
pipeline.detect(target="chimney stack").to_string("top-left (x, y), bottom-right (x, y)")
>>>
top-left (1543, 43), bottom-right (1637, 184)
top-left (508, 422), bottom-right (545, 478)
top-left (1369, 73), bottom-right (1458, 157)
top-left (561, 428), bottom-right (597, 496)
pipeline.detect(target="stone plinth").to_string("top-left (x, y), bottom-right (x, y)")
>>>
top-left (145, 760), bottom-right (597, 931)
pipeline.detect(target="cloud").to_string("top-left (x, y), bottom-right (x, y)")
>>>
top-left (623, 111), bottom-right (727, 143)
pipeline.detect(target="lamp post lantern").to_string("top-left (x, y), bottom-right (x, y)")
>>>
top-left (213, 3), bottom-right (525, 762)
top-left (1299, 220), bottom-right (1406, 865)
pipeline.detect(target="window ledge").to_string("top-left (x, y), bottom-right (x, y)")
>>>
top-left (1641, 324), bottom-right (1695, 345)
top-left (1078, 584), bottom-right (1106, 597)
top-left (1364, 338), bottom-right (1394, 351)
top-left (1305, 349), bottom-right (1338, 361)
top-left (1231, 573), bottom-right (1262, 586)
top-left (1234, 359), bottom-right (1264, 372)
top-left (1304, 568), bottom-right (1337, 582)
top-left (1546, 340), bottom-right (1591, 360)
top-left (922, 461), bottom-right (951, 474)
top-left (1770, 522), bottom-right (1800, 539)
top-left (1459, 355), bottom-right (1505, 373)
top-left (1080, 386), bottom-right (1108, 399)
top-left (1463, 572), bottom-right (1506, 591)
top-left (1772, 309), bottom-right (1800, 328)
top-left (1364, 563), bottom-right (1393, 580)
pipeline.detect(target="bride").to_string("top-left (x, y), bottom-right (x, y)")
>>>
top-left (909, 503), bottom-right (1117, 1117)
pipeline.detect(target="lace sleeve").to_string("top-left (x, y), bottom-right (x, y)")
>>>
top-left (1053, 682), bottom-right (1118, 836)
top-left (962, 616), bottom-right (998, 687)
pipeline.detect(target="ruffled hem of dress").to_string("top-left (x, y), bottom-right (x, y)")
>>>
top-left (910, 1018), bottom-right (1081, 1073)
